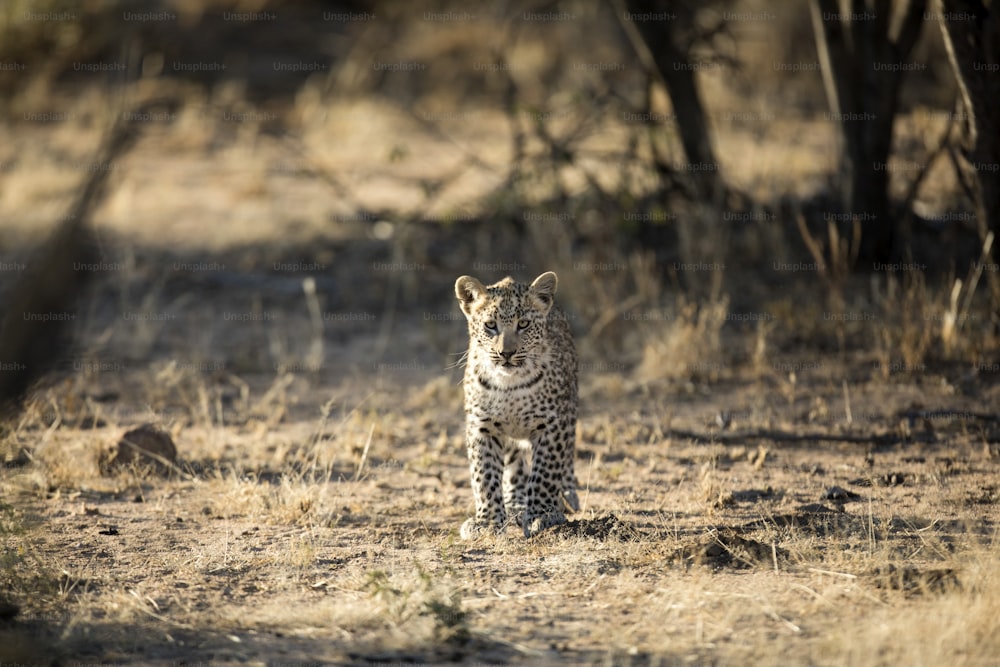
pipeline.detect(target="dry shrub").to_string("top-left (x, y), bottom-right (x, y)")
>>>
top-left (635, 295), bottom-right (730, 383)
top-left (873, 243), bottom-right (999, 376)
top-left (873, 271), bottom-right (937, 377)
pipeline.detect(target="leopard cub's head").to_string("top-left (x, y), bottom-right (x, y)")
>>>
top-left (455, 271), bottom-right (557, 374)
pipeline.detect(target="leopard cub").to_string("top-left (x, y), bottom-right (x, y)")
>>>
top-left (454, 271), bottom-right (579, 538)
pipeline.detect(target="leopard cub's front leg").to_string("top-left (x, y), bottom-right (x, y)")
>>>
top-left (460, 420), bottom-right (507, 539)
top-left (522, 426), bottom-right (569, 537)
top-left (502, 443), bottom-right (529, 526)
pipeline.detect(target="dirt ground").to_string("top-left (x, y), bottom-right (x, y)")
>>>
top-left (2, 346), bottom-right (999, 666)
top-left (1, 65), bottom-right (999, 667)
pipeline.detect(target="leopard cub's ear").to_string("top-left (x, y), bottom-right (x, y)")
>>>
top-left (529, 271), bottom-right (557, 314)
top-left (455, 275), bottom-right (486, 318)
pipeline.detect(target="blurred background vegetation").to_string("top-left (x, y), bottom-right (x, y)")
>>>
top-left (0, 0), bottom-right (997, 402)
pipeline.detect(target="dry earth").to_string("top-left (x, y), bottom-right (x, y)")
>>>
top-left (2, 358), bottom-right (999, 666)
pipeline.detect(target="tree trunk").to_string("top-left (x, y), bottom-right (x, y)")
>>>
top-left (0, 102), bottom-right (161, 417)
top-left (620, 0), bottom-right (721, 198)
top-left (810, 0), bottom-right (927, 261)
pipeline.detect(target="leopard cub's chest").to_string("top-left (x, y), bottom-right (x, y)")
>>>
top-left (465, 365), bottom-right (563, 433)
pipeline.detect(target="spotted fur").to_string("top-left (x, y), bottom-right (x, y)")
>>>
top-left (454, 271), bottom-right (579, 538)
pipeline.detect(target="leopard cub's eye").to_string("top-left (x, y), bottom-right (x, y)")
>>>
top-left (516, 319), bottom-right (530, 331)
top-left (484, 320), bottom-right (498, 333)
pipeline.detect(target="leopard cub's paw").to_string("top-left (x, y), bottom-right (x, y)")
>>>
top-left (523, 511), bottom-right (568, 538)
top-left (460, 518), bottom-right (502, 540)
top-left (562, 488), bottom-right (580, 512)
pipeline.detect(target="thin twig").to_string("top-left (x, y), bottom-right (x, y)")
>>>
top-left (807, 567), bottom-right (859, 580)
top-left (355, 422), bottom-right (376, 481)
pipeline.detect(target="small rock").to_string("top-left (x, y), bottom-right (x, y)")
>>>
top-left (101, 424), bottom-right (178, 475)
